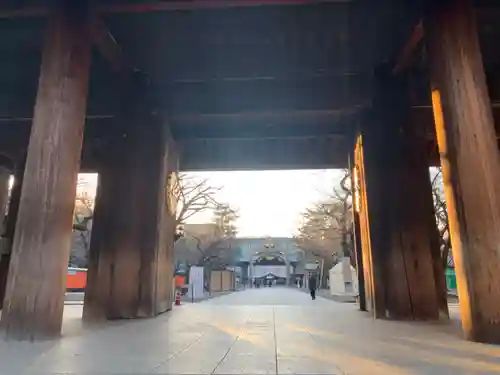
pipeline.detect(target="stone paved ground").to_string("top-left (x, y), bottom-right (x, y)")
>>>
top-left (295, 287), bottom-right (357, 303)
top-left (1, 287), bottom-right (500, 375)
top-left (180, 288), bottom-right (244, 303)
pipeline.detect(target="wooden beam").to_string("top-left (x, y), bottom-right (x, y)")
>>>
top-left (392, 20), bottom-right (425, 75)
top-left (97, 0), bottom-right (350, 14)
top-left (170, 109), bottom-right (358, 124)
top-left (0, 7), bottom-right (45, 18)
top-left (0, 0), bottom-right (349, 18)
top-left (178, 135), bottom-right (349, 170)
top-left (175, 134), bottom-right (344, 141)
top-left (0, 8), bottom-right (137, 75)
top-left (170, 71), bottom-right (358, 84)
top-left (89, 16), bottom-right (135, 75)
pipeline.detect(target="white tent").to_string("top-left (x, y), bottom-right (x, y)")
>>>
top-left (188, 266), bottom-right (205, 300)
top-left (329, 257), bottom-right (358, 301)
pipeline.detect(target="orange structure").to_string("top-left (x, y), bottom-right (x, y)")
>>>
top-left (174, 275), bottom-right (185, 288)
top-left (66, 267), bottom-right (87, 292)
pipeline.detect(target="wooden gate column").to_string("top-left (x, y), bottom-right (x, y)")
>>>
top-left (81, 164), bottom-right (116, 322)
top-left (427, 0), bottom-right (500, 343)
top-left (401, 119), bottom-right (449, 319)
top-left (83, 77), bottom-right (178, 321)
top-left (0, 0), bottom-right (91, 340)
top-left (354, 67), bottom-right (442, 320)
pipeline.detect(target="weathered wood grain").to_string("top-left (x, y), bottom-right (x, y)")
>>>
top-left (428, 0), bottom-right (500, 343)
top-left (83, 76), bottom-right (177, 320)
top-left (355, 69), bottom-right (441, 320)
top-left (0, 0), bottom-right (91, 340)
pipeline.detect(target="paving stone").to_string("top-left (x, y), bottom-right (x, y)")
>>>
top-left (1, 288), bottom-right (499, 375)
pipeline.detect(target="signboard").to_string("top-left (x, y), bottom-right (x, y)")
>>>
top-left (305, 263), bottom-right (319, 270)
top-left (188, 266), bottom-right (204, 300)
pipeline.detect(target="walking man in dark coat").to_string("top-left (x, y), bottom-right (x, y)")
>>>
top-left (308, 274), bottom-right (317, 300)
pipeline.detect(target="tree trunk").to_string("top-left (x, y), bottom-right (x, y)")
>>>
top-left (321, 258), bottom-right (333, 289)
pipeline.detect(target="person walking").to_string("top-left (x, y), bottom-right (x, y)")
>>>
top-left (308, 274), bottom-right (317, 300)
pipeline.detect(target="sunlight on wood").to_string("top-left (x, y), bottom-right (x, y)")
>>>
top-left (430, 88), bottom-right (472, 337)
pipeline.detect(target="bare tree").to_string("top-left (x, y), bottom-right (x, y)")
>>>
top-left (295, 169), bottom-right (353, 286)
top-left (70, 179), bottom-right (94, 267)
top-left (69, 173), bottom-right (226, 267)
top-left (328, 170), bottom-right (353, 258)
top-left (183, 203), bottom-right (239, 291)
top-left (173, 173), bottom-right (224, 226)
top-left (431, 168), bottom-right (453, 270)
top-left (176, 203), bottom-right (239, 266)
top-left (295, 206), bottom-right (341, 288)
top-left (194, 203), bottom-right (239, 265)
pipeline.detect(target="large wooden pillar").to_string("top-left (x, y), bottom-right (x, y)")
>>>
top-left (83, 77), bottom-right (178, 321)
top-left (427, 0), bottom-right (500, 343)
top-left (354, 68), bottom-right (442, 320)
top-left (400, 117), bottom-right (449, 319)
top-left (81, 168), bottom-right (113, 321)
top-left (0, 0), bottom-right (91, 340)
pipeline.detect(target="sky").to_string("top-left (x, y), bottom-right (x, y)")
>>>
top-left (183, 169), bottom-right (345, 237)
top-left (78, 169), bottom-right (346, 238)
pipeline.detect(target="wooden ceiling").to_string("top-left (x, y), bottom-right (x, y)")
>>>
top-left (0, 0), bottom-right (498, 170)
